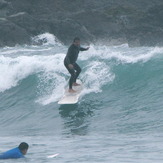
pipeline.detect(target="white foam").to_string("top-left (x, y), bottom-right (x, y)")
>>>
top-left (0, 53), bottom-right (66, 93)
top-left (31, 33), bottom-right (62, 46)
top-left (0, 47), bottom-right (52, 56)
top-left (80, 44), bottom-right (161, 63)
top-left (81, 61), bottom-right (115, 96)
top-left (36, 73), bottom-right (66, 105)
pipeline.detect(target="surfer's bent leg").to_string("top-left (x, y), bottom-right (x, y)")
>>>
top-left (64, 63), bottom-right (76, 89)
top-left (73, 63), bottom-right (81, 83)
top-left (69, 69), bottom-right (76, 89)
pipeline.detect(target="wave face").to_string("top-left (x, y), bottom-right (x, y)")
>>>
top-left (0, 34), bottom-right (163, 163)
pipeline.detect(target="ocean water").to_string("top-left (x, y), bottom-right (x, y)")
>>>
top-left (0, 33), bottom-right (163, 163)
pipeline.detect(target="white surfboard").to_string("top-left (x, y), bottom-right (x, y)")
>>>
top-left (47, 153), bottom-right (59, 158)
top-left (58, 79), bottom-right (83, 104)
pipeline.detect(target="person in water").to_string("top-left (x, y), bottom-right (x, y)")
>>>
top-left (0, 142), bottom-right (29, 159)
top-left (64, 37), bottom-right (89, 93)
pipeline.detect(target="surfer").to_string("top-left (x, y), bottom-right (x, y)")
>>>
top-left (64, 37), bottom-right (89, 93)
top-left (0, 142), bottom-right (29, 159)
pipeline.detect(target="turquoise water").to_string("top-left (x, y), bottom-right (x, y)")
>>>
top-left (0, 34), bottom-right (163, 163)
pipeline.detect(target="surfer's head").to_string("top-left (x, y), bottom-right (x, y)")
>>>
top-left (73, 37), bottom-right (80, 47)
top-left (18, 142), bottom-right (29, 155)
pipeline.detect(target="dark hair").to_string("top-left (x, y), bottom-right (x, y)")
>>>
top-left (73, 37), bottom-right (80, 42)
top-left (18, 142), bottom-right (29, 151)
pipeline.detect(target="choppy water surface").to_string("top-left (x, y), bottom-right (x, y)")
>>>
top-left (0, 34), bottom-right (163, 163)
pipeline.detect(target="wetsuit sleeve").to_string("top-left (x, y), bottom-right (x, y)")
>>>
top-left (79, 47), bottom-right (88, 51)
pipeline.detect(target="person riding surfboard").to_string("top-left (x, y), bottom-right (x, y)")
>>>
top-left (64, 37), bottom-right (89, 93)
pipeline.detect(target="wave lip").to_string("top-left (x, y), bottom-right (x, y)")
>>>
top-left (31, 33), bottom-right (63, 46)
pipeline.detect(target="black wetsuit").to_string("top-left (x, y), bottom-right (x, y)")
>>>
top-left (64, 44), bottom-right (88, 89)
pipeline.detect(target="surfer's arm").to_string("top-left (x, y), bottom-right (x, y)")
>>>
top-left (79, 47), bottom-right (89, 51)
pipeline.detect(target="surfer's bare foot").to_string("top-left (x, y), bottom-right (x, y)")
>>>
top-left (73, 83), bottom-right (80, 86)
top-left (68, 89), bottom-right (76, 93)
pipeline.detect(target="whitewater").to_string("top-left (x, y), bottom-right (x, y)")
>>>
top-left (0, 33), bottom-right (163, 163)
